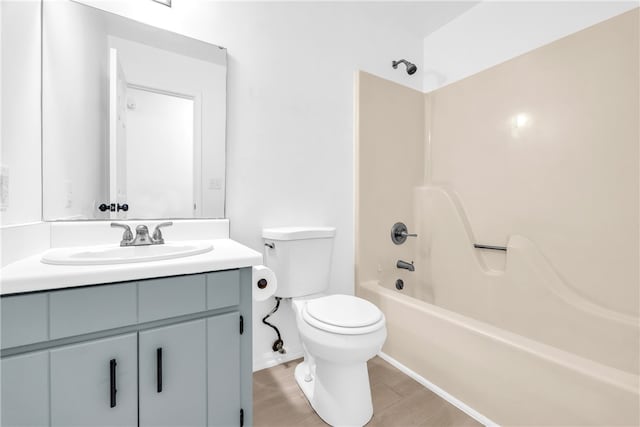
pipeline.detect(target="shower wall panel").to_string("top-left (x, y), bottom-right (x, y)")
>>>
top-left (427, 8), bottom-right (639, 317)
top-left (355, 71), bottom-right (425, 285)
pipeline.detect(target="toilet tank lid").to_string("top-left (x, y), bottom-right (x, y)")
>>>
top-left (262, 226), bottom-right (336, 240)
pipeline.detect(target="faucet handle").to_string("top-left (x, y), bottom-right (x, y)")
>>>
top-left (152, 222), bottom-right (173, 244)
top-left (111, 222), bottom-right (133, 244)
top-left (400, 231), bottom-right (418, 238)
top-left (391, 222), bottom-right (418, 245)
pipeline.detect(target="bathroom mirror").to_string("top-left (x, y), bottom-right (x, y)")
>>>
top-left (42, 1), bottom-right (227, 220)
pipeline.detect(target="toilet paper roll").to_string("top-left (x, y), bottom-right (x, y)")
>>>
top-left (252, 265), bottom-right (278, 301)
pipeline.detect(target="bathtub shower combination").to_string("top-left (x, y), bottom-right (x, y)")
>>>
top-left (358, 186), bottom-right (638, 426)
top-left (355, 9), bottom-right (639, 426)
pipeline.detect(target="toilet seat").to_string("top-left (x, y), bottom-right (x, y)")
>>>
top-left (301, 295), bottom-right (385, 335)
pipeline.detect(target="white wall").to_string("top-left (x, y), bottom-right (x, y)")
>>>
top-left (0, 0), bottom-right (41, 226)
top-left (423, 1), bottom-right (639, 92)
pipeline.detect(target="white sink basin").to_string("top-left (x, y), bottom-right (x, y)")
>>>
top-left (41, 242), bottom-right (213, 265)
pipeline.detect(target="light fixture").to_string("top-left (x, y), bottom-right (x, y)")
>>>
top-left (152, 0), bottom-right (172, 7)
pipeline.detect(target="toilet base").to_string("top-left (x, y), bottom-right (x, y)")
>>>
top-left (295, 360), bottom-right (373, 427)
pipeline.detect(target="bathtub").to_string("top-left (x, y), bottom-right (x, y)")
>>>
top-left (356, 186), bottom-right (639, 425)
top-left (358, 280), bottom-right (639, 426)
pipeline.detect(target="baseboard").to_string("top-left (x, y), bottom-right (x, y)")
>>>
top-left (253, 349), bottom-right (304, 372)
top-left (378, 352), bottom-right (498, 427)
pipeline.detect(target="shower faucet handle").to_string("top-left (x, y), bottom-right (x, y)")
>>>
top-left (391, 222), bottom-right (417, 245)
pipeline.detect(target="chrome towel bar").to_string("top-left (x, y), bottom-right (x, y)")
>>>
top-left (474, 244), bottom-right (507, 252)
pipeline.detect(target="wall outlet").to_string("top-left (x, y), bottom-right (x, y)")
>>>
top-left (0, 166), bottom-right (9, 211)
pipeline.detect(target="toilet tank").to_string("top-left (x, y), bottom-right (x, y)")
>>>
top-left (262, 227), bottom-right (336, 298)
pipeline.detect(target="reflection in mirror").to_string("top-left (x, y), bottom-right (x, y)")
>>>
top-left (122, 87), bottom-right (195, 218)
top-left (42, 1), bottom-right (226, 220)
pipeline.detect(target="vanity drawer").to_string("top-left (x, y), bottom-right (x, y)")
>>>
top-left (1, 293), bottom-right (48, 349)
top-left (206, 270), bottom-right (240, 310)
top-left (138, 274), bottom-right (206, 322)
top-left (49, 283), bottom-right (137, 339)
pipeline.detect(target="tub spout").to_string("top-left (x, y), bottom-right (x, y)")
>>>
top-left (396, 260), bottom-right (415, 272)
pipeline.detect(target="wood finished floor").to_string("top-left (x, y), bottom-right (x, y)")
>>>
top-left (254, 356), bottom-right (482, 427)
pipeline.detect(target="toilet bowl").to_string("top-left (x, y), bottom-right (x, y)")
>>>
top-left (292, 295), bottom-right (387, 427)
top-left (262, 226), bottom-right (387, 426)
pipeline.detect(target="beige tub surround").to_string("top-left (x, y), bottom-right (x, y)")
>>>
top-left (355, 71), bottom-right (425, 287)
top-left (412, 185), bottom-right (639, 375)
top-left (355, 8), bottom-right (639, 426)
top-left (427, 8), bottom-right (639, 316)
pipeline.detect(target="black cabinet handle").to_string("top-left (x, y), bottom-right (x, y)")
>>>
top-left (110, 359), bottom-right (117, 408)
top-left (157, 348), bottom-right (163, 393)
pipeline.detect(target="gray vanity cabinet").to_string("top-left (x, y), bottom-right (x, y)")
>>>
top-left (1, 351), bottom-right (49, 427)
top-left (138, 313), bottom-right (242, 427)
top-left (50, 333), bottom-right (138, 427)
top-left (139, 319), bottom-right (207, 427)
top-left (207, 312), bottom-right (242, 426)
top-left (0, 268), bottom-right (253, 427)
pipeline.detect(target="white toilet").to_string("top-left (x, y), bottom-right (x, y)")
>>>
top-left (263, 226), bottom-right (387, 427)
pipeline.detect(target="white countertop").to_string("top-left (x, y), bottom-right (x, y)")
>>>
top-left (0, 239), bottom-right (263, 296)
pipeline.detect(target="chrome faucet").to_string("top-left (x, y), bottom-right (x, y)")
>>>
top-left (396, 260), bottom-right (415, 272)
top-left (111, 222), bottom-right (173, 247)
top-left (131, 225), bottom-right (154, 246)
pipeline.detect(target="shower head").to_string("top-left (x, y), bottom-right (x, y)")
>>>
top-left (392, 59), bottom-right (417, 75)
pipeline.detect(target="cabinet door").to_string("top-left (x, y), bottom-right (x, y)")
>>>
top-left (208, 312), bottom-right (241, 426)
top-left (1, 351), bottom-right (49, 427)
top-left (50, 333), bottom-right (137, 427)
top-left (139, 319), bottom-right (207, 427)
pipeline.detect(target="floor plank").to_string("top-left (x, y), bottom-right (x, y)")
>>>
top-left (253, 356), bottom-right (482, 427)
